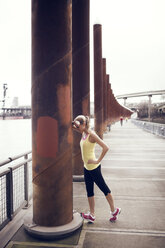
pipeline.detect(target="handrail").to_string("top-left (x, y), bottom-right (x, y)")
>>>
top-left (0, 150), bottom-right (32, 167)
top-left (0, 151), bottom-right (32, 231)
top-left (9, 158), bottom-right (32, 170)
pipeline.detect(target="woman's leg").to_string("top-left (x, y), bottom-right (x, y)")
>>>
top-left (84, 168), bottom-right (95, 215)
top-left (90, 166), bottom-right (121, 221)
top-left (106, 193), bottom-right (115, 212)
top-left (91, 165), bottom-right (115, 212)
top-left (88, 196), bottom-right (95, 216)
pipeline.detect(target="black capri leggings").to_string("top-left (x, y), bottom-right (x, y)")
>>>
top-left (84, 165), bottom-right (111, 197)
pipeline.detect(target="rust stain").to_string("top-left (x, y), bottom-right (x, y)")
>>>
top-left (36, 116), bottom-right (58, 158)
top-left (67, 125), bottom-right (73, 144)
top-left (57, 84), bottom-right (71, 126)
top-left (82, 96), bottom-right (89, 116)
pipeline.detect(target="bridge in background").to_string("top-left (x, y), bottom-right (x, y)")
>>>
top-left (116, 90), bottom-right (165, 100)
top-left (116, 90), bottom-right (165, 121)
top-left (0, 107), bottom-right (31, 119)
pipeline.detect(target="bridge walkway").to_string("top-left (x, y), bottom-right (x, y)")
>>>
top-left (73, 120), bottom-right (165, 248)
top-left (1, 120), bottom-right (165, 248)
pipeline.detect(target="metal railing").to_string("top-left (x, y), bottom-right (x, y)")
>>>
top-left (0, 151), bottom-right (32, 231)
top-left (131, 119), bottom-right (165, 138)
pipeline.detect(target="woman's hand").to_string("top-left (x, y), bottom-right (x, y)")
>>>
top-left (72, 120), bottom-right (81, 133)
top-left (87, 159), bottom-right (98, 164)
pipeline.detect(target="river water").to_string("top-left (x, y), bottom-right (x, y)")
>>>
top-left (0, 119), bottom-right (32, 161)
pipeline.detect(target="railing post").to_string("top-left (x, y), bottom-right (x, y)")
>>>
top-left (6, 169), bottom-right (13, 221)
top-left (24, 154), bottom-right (30, 208)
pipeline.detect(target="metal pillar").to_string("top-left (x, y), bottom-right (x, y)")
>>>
top-left (25, 0), bottom-right (82, 239)
top-left (108, 82), bottom-right (114, 124)
top-left (107, 82), bottom-right (110, 123)
top-left (102, 58), bottom-right (107, 131)
top-left (111, 91), bottom-right (116, 122)
top-left (123, 97), bottom-right (127, 106)
top-left (148, 95), bottom-right (152, 122)
top-left (94, 24), bottom-right (103, 138)
top-left (107, 75), bottom-right (110, 123)
top-left (72, 0), bottom-right (90, 176)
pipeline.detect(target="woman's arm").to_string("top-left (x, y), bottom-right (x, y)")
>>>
top-left (88, 132), bottom-right (109, 164)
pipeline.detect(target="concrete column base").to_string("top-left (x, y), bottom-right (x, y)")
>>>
top-left (24, 212), bottom-right (83, 240)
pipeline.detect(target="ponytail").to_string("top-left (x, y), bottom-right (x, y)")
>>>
top-left (85, 116), bottom-right (90, 129)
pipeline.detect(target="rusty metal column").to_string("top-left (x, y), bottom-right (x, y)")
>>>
top-left (94, 24), bottom-right (103, 138)
top-left (72, 0), bottom-right (90, 177)
top-left (102, 58), bottom-right (107, 131)
top-left (25, 0), bottom-right (82, 239)
top-left (110, 88), bottom-right (115, 123)
top-left (107, 75), bottom-right (110, 123)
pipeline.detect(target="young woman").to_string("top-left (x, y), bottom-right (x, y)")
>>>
top-left (72, 115), bottom-right (121, 223)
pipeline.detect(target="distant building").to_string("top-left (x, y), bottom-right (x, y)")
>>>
top-left (12, 97), bottom-right (19, 107)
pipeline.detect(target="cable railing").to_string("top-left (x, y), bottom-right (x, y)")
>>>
top-left (0, 151), bottom-right (32, 231)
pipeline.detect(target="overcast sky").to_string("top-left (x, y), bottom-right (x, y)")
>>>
top-left (0, 0), bottom-right (165, 106)
top-left (0, 0), bottom-right (31, 106)
top-left (90, 0), bottom-right (165, 103)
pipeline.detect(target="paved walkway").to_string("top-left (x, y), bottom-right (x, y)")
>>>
top-left (73, 120), bottom-right (165, 248)
top-left (2, 120), bottom-right (165, 248)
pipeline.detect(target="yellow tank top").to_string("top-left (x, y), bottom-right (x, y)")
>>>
top-left (80, 133), bottom-right (100, 171)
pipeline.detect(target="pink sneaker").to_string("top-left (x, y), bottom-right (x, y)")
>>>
top-left (81, 212), bottom-right (95, 223)
top-left (110, 215), bottom-right (117, 222)
top-left (110, 208), bottom-right (121, 222)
